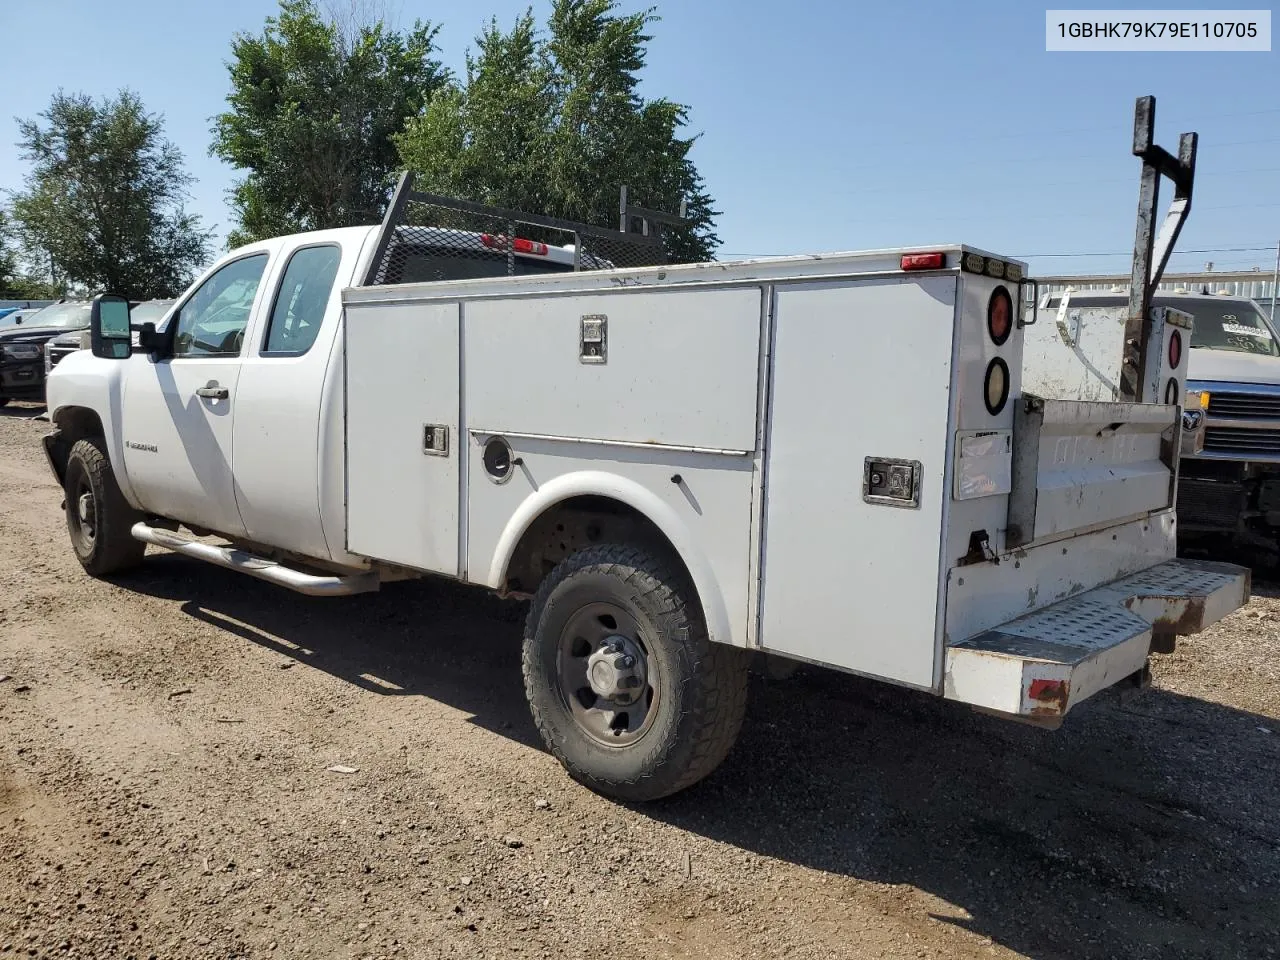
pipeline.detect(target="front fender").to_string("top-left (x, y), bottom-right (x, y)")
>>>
top-left (45, 352), bottom-right (141, 510)
top-left (486, 470), bottom-right (738, 649)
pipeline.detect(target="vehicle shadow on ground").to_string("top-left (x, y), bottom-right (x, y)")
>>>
top-left (0, 402), bottom-right (47, 419)
top-left (112, 552), bottom-right (1280, 960)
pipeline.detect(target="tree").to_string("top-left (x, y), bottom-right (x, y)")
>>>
top-left (394, 0), bottom-right (720, 262)
top-left (212, 0), bottom-right (447, 247)
top-left (0, 209), bottom-right (60, 300)
top-left (9, 91), bottom-right (213, 300)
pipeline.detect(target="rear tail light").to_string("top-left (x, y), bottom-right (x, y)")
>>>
top-left (1168, 330), bottom-right (1183, 369)
top-left (901, 252), bottom-right (946, 271)
top-left (984, 358), bottom-right (1010, 415)
top-left (988, 287), bottom-right (1012, 346)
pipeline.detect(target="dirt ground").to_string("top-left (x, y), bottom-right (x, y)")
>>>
top-left (1, 402), bottom-right (1277, 960)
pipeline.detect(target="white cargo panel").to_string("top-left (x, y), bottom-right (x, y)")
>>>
top-left (464, 287), bottom-right (762, 451)
top-left (344, 300), bottom-right (461, 575)
top-left (464, 439), bottom-right (756, 645)
top-left (758, 276), bottom-right (958, 689)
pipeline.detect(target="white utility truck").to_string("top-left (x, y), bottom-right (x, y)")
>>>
top-left (42, 98), bottom-right (1249, 801)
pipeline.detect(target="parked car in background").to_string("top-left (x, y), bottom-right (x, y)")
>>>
top-left (0, 307), bottom-right (19, 322)
top-left (45, 298), bottom-right (175, 376)
top-left (0, 306), bottom-right (48, 328)
top-left (0, 301), bottom-right (91, 406)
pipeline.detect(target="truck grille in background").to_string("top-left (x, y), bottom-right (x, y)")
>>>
top-left (1203, 427), bottom-right (1280, 456)
top-left (1177, 478), bottom-right (1244, 529)
top-left (1206, 393), bottom-right (1280, 418)
top-left (47, 345), bottom-right (78, 369)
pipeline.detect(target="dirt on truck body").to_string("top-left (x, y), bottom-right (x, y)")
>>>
top-left (1, 403), bottom-right (1279, 960)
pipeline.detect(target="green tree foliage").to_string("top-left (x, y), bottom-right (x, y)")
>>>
top-left (395, 0), bottom-right (720, 263)
top-left (9, 91), bottom-right (212, 300)
top-left (0, 209), bottom-right (19, 295)
top-left (212, 0), bottom-right (447, 247)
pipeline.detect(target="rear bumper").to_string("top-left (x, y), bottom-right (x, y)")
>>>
top-left (943, 558), bottom-right (1249, 722)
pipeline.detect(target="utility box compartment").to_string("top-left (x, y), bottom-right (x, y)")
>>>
top-left (757, 276), bottom-right (959, 689)
top-left (464, 287), bottom-right (763, 452)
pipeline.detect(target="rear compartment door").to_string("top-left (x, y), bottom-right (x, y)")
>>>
top-left (758, 276), bottom-right (958, 689)
top-left (1006, 397), bottom-right (1177, 547)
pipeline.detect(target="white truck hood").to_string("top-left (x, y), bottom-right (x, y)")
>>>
top-left (1187, 347), bottom-right (1280, 387)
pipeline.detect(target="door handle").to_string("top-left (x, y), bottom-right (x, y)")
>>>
top-left (196, 384), bottom-right (229, 400)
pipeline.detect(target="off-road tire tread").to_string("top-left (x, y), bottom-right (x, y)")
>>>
top-left (522, 543), bottom-right (749, 802)
top-left (65, 437), bottom-right (146, 576)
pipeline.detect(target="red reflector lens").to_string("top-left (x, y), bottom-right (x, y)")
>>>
top-left (901, 252), bottom-right (945, 271)
top-left (1028, 678), bottom-right (1068, 707)
top-left (988, 287), bottom-right (1012, 346)
top-left (1168, 330), bottom-right (1183, 369)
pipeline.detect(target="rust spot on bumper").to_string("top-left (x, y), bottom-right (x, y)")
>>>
top-left (1028, 678), bottom-right (1071, 716)
top-left (1151, 596), bottom-right (1208, 635)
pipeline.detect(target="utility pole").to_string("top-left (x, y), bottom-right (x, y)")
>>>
top-left (1271, 239), bottom-right (1279, 323)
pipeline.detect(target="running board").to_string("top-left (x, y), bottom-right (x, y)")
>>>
top-left (131, 523), bottom-right (380, 597)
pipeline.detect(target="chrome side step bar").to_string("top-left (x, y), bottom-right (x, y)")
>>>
top-left (130, 523), bottom-right (380, 597)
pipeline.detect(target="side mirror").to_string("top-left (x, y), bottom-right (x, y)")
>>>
top-left (90, 294), bottom-right (132, 359)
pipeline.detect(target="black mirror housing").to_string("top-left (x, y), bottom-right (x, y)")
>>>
top-left (135, 321), bottom-right (161, 353)
top-left (90, 294), bottom-right (132, 360)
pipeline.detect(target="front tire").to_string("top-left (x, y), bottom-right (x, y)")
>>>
top-left (522, 544), bottom-right (749, 802)
top-left (64, 437), bottom-right (146, 576)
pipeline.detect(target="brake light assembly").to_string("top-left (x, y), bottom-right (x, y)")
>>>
top-left (480, 233), bottom-right (550, 257)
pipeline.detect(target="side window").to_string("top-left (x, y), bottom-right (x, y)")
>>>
top-left (262, 245), bottom-right (342, 356)
top-left (172, 254), bottom-right (269, 358)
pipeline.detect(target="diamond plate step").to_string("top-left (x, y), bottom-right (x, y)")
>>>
top-left (943, 558), bottom-right (1249, 721)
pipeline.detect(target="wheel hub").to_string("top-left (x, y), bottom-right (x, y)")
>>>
top-left (585, 636), bottom-right (647, 705)
top-left (78, 492), bottom-right (93, 523)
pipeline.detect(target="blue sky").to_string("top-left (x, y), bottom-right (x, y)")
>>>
top-left (1, 0), bottom-right (1277, 277)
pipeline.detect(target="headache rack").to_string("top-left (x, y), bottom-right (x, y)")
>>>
top-left (363, 172), bottom-right (689, 286)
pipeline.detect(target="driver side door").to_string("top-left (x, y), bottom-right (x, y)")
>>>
top-left (121, 251), bottom-right (273, 537)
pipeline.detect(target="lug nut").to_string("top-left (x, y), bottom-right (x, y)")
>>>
top-left (615, 655), bottom-right (635, 669)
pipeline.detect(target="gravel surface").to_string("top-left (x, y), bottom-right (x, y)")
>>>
top-left (1, 401), bottom-right (1278, 960)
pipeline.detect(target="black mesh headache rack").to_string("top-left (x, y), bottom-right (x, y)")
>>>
top-left (362, 172), bottom-right (688, 287)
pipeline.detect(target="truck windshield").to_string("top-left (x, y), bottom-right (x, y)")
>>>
top-left (1157, 297), bottom-right (1280, 357)
top-left (10, 302), bottom-right (92, 330)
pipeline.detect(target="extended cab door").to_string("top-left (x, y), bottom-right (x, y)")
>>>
top-left (121, 250), bottom-right (275, 537)
top-left (230, 240), bottom-right (353, 560)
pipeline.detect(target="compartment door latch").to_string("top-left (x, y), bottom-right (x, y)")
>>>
top-left (423, 424), bottom-right (450, 457)
top-left (580, 314), bottom-right (607, 364)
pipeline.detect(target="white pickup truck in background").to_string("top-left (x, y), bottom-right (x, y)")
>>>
top-left (40, 101), bottom-right (1251, 802)
top-left (1022, 289), bottom-right (1280, 561)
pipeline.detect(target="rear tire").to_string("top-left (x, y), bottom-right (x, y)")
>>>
top-left (64, 437), bottom-right (146, 576)
top-left (522, 543), bottom-right (749, 802)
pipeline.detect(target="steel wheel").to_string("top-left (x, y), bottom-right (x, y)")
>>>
top-left (68, 475), bottom-right (98, 555)
top-left (523, 543), bottom-right (750, 802)
top-left (62, 436), bottom-right (146, 576)
top-left (556, 601), bottom-right (659, 747)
